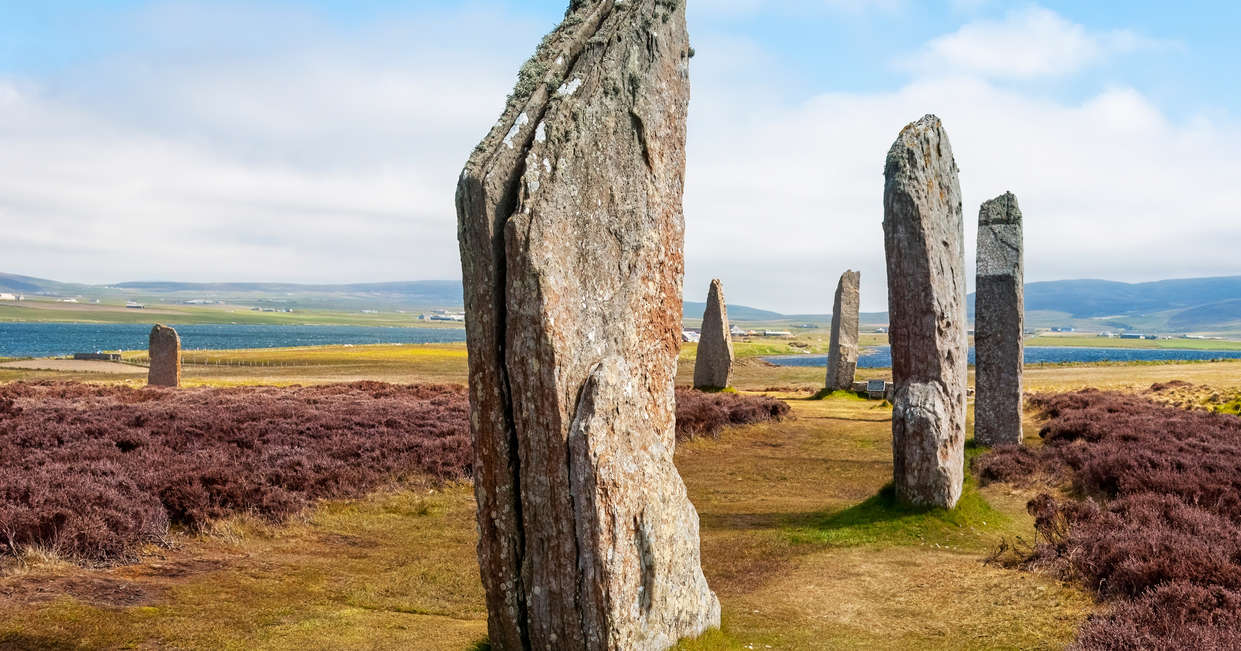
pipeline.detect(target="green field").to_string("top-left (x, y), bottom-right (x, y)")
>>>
top-left (1025, 334), bottom-right (1241, 351)
top-left (4, 342), bottom-right (1241, 648)
top-left (0, 299), bottom-right (463, 328)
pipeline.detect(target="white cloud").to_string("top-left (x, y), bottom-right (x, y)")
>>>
top-left (0, 4), bottom-right (546, 284)
top-left (0, 2), bottom-right (1233, 317)
top-left (685, 34), bottom-right (1241, 311)
top-left (906, 6), bottom-right (1168, 79)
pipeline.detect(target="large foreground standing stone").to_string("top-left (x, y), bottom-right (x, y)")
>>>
top-left (693, 279), bottom-right (734, 390)
top-left (455, 2), bottom-right (718, 649)
top-left (882, 115), bottom-right (967, 509)
top-left (825, 270), bottom-right (860, 391)
top-left (147, 324), bottom-right (180, 388)
top-left (975, 192), bottom-right (1025, 447)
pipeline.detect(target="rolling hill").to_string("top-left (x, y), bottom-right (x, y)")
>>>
top-left (5, 273), bottom-right (1241, 332)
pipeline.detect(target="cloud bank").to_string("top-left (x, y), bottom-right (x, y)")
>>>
top-left (0, 3), bottom-right (1235, 313)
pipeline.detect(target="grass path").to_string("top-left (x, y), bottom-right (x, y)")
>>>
top-left (0, 391), bottom-right (1091, 649)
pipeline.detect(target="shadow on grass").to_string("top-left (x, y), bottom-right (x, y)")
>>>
top-left (0, 632), bottom-right (81, 650)
top-left (786, 480), bottom-right (1010, 549)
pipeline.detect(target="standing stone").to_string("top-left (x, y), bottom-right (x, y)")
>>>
top-left (975, 192), bottom-right (1024, 447)
top-left (825, 270), bottom-right (860, 392)
top-left (455, 2), bottom-right (718, 649)
top-left (693, 279), bottom-right (734, 390)
top-left (882, 115), bottom-right (967, 509)
top-left (147, 324), bottom-right (180, 388)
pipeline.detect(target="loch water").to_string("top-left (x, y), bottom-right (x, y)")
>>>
top-left (765, 345), bottom-right (1241, 368)
top-left (0, 323), bottom-right (467, 358)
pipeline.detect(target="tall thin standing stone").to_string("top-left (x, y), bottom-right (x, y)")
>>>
top-left (825, 270), bottom-right (861, 392)
top-left (455, 1), bottom-right (718, 649)
top-left (882, 115), bottom-right (967, 509)
top-left (693, 279), bottom-right (734, 390)
top-left (147, 324), bottom-right (180, 388)
top-left (975, 192), bottom-right (1025, 447)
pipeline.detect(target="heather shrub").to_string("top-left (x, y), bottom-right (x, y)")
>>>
top-left (1, 381), bottom-right (786, 563)
top-left (0, 381), bottom-right (471, 562)
top-left (976, 389), bottom-right (1241, 648)
top-left (674, 388), bottom-right (790, 440)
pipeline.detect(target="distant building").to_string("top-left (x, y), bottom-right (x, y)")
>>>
top-left (874, 327), bottom-right (888, 334)
top-left (0, 293), bottom-right (15, 301)
top-left (1119, 333), bottom-right (1145, 340)
top-left (763, 330), bottom-right (793, 337)
top-left (125, 302), bottom-right (144, 309)
top-left (681, 330), bottom-right (700, 343)
top-left (1050, 326), bottom-right (1074, 333)
top-left (1097, 331), bottom-right (1115, 338)
top-left (62, 298), bottom-right (79, 303)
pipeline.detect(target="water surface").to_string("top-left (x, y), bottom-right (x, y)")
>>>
top-left (765, 345), bottom-right (1241, 368)
top-left (0, 322), bottom-right (466, 358)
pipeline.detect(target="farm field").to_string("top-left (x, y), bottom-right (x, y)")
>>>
top-left (1, 343), bottom-right (1239, 648)
top-left (0, 299), bottom-right (465, 328)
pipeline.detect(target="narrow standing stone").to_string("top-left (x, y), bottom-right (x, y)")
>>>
top-left (693, 279), bottom-right (734, 390)
top-left (975, 192), bottom-right (1025, 447)
top-left (455, 1), bottom-right (718, 649)
top-left (147, 324), bottom-right (180, 388)
top-left (882, 115), bottom-right (967, 509)
top-left (825, 270), bottom-right (861, 392)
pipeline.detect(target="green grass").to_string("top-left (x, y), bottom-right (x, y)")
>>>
top-left (810, 389), bottom-right (870, 401)
top-left (784, 441), bottom-right (1013, 551)
top-left (1213, 397), bottom-right (1241, 415)
top-left (0, 301), bottom-right (466, 328)
top-left (1027, 334), bottom-right (1241, 351)
top-left (786, 479), bottom-right (1011, 551)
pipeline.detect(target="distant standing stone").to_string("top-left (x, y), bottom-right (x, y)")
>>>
top-left (147, 324), bottom-right (180, 388)
top-left (882, 115), bottom-right (967, 509)
top-left (694, 279), bottom-right (734, 390)
top-left (975, 192), bottom-right (1025, 447)
top-left (825, 270), bottom-right (861, 391)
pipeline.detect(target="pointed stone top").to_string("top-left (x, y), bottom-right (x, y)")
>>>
top-left (695, 278), bottom-right (734, 390)
top-left (885, 114), bottom-right (958, 179)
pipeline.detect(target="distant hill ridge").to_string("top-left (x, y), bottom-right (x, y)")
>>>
top-left (4, 273), bottom-right (1241, 331)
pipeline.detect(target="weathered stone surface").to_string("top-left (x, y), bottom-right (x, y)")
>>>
top-left (975, 192), bottom-right (1024, 447)
top-left (147, 324), bottom-right (180, 388)
top-left (693, 279), bottom-right (734, 390)
top-left (882, 115), bottom-right (967, 509)
top-left (825, 270), bottom-right (860, 391)
top-left (455, 1), bottom-right (718, 649)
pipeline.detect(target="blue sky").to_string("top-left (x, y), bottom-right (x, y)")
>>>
top-left (1, 1), bottom-right (1238, 312)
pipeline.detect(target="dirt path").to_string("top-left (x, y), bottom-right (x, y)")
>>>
top-left (0, 359), bottom-right (146, 374)
top-left (0, 392), bottom-right (1092, 650)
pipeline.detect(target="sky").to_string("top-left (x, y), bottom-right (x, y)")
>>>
top-left (1, 1), bottom-right (1238, 312)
